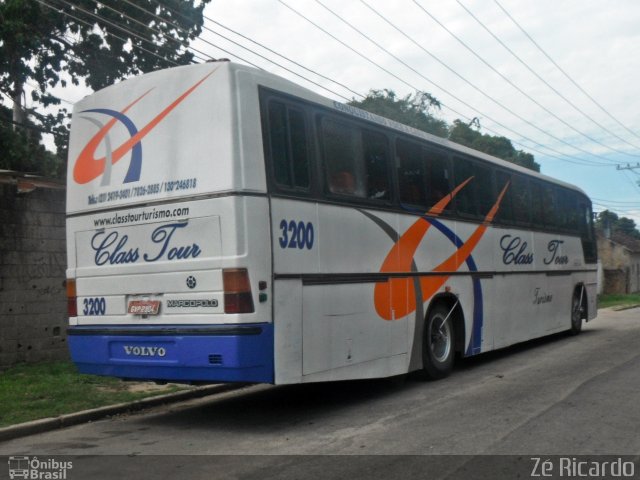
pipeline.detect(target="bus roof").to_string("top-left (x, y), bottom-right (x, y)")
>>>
top-left (229, 62), bottom-right (587, 196)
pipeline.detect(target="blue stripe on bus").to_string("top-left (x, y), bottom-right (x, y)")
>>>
top-left (67, 323), bottom-right (274, 383)
top-left (424, 217), bottom-right (483, 356)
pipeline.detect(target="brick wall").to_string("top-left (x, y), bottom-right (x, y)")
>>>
top-left (0, 183), bottom-right (68, 367)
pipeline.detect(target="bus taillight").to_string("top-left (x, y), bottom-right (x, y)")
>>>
top-left (66, 279), bottom-right (77, 317)
top-left (223, 268), bottom-right (255, 314)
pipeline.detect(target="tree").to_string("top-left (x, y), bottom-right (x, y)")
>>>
top-left (595, 210), bottom-right (619, 231)
top-left (348, 89), bottom-right (449, 138)
top-left (0, 0), bottom-right (211, 176)
top-left (349, 89), bottom-right (540, 172)
top-left (616, 217), bottom-right (640, 238)
top-left (449, 119), bottom-right (540, 172)
top-left (0, 105), bottom-right (63, 177)
top-left (595, 210), bottom-right (640, 239)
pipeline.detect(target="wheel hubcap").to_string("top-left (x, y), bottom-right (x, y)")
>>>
top-left (431, 316), bottom-right (451, 362)
top-left (572, 297), bottom-right (583, 327)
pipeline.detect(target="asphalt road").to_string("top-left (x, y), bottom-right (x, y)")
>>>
top-left (2, 307), bottom-right (639, 479)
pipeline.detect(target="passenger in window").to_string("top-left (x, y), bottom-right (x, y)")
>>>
top-left (330, 171), bottom-right (356, 195)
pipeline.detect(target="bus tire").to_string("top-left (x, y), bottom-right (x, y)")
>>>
top-left (421, 304), bottom-right (455, 380)
top-left (570, 288), bottom-right (585, 335)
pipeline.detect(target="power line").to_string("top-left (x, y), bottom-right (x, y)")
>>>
top-left (0, 89), bottom-right (14, 103)
top-left (592, 197), bottom-right (640, 206)
top-left (0, 114), bottom-right (65, 139)
top-left (54, 0), bottom-right (268, 75)
top-left (38, 0), bottom-right (181, 67)
top-left (122, 0), bottom-right (352, 101)
top-left (26, 82), bottom-right (74, 106)
top-left (616, 163), bottom-right (640, 171)
top-left (455, 0), bottom-right (640, 153)
top-left (361, 0), bottom-right (622, 164)
top-left (120, 0), bottom-right (264, 69)
top-left (54, 0), bottom-right (617, 168)
top-left (84, 0), bottom-right (212, 64)
top-left (28, 0), bottom-right (619, 170)
top-left (278, 1), bottom-right (427, 95)
top-left (620, 170), bottom-right (640, 195)
top-left (201, 28), bottom-right (353, 102)
top-left (203, 16), bottom-right (365, 100)
top-left (54, 0), bottom-right (185, 67)
top-left (592, 202), bottom-right (640, 216)
top-left (121, 0), bottom-right (354, 102)
top-left (299, 0), bottom-right (612, 167)
top-left (494, 0), bottom-right (640, 143)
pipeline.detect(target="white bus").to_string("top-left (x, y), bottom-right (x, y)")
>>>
top-left (66, 61), bottom-right (597, 384)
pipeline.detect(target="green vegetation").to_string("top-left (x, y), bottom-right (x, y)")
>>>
top-left (349, 89), bottom-right (540, 172)
top-left (595, 210), bottom-right (640, 239)
top-left (598, 294), bottom-right (640, 310)
top-left (348, 89), bottom-right (449, 138)
top-left (1, 0), bottom-right (211, 177)
top-left (0, 361), bottom-right (187, 428)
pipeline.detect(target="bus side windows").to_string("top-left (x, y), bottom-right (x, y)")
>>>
top-left (363, 130), bottom-right (390, 201)
top-left (557, 188), bottom-right (579, 232)
top-left (425, 151), bottom-right (451, 211)
top-left (541, 184), bottom-right (558, 229)
top-left (511, 175), bottom-right (531, 225)
top-left (495, 171), bottom-right (514, 223)
top-left (475, 164), bottom-right (494, 216)
top-left (579, 200), bottom-right (597, 263)
top-left (322, 118), bottom-right (365, 197)
top-left (454, 156), bottom-right (480, 217)
top-left (530, 181), bottom-right (545, 228)
top-left (397, 139), bottom-right (427, 207)
top-left (266, 100), bottom-right (310, 190)
top-left (397, 140), bottom-right (452, 212)
top-left (320, 117), bottom-right (391, 202)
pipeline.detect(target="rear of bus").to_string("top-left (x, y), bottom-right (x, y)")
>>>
top-left (66, 62), bottom-right (274, 383)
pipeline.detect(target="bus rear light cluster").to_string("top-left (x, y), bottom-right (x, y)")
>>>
top-left (223, 268), bottom-right (255, 314)
top-left (259, 281), bottom-right (268, 303)
top-left (67, 279), bottom-right (77, 317)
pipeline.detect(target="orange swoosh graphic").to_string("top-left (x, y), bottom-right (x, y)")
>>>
top-left (74, 68), bottom-right (218, 184)
top-left (73, 90), bottom-right (153, 184)
top-left (374, 180), bottom-right (510, 320)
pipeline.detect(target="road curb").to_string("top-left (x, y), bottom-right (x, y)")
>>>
top-left (0, 383), bottom-right (243, 442)
top-left (611, 304), bottom-right (640, 311)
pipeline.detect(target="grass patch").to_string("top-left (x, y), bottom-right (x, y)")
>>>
top-left (598, 294), bottom-right (640, 309)
top-left (0, 361), bottom-right (188, 428)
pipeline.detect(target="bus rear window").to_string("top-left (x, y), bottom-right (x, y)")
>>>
top-left (266, 100), bottom-right (310, 190)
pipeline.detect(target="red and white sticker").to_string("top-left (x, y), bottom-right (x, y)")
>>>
top-left (128, 300), bottom-right (161, 315)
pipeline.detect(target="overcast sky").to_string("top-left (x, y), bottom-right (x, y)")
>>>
top-left (36, 0), bottom-right (640, 223)
top-left (200, 0), bottom-right (640, 222)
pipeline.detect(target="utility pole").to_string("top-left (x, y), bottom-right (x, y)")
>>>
top-left (616, 163), bottom-right (640, 171)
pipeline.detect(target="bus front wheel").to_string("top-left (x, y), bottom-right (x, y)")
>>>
top-left (421, 304), bottom-right (455, 380)
top-left (570, 288), bottom-right (586, 335)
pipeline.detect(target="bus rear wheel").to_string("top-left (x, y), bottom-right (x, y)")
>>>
top-left (570, 288), bottom-right (586, 335)
top-left (421, 304), bottom-right (455, 380)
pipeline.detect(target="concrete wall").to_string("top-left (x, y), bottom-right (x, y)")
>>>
top-left (597, 260), bottom-right (603, 295)
top-left (597, 234), bottom-right (640, 294)
top-left (0, 183), bottom-right (68, 367)
top-left (598, 236), bottom-right (630, 270)
top-left (603, 269), bottom-right (628, 295)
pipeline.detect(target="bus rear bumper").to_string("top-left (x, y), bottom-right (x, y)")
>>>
top-left (67, 323), bottom-right (274, 384)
